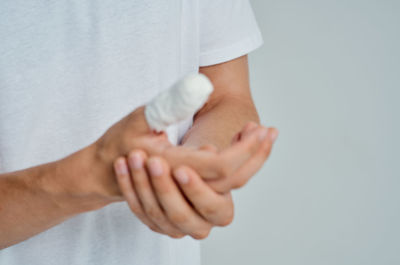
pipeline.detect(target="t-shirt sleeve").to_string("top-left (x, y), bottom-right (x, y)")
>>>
top-left (199, 0), bottom-right (263, 66)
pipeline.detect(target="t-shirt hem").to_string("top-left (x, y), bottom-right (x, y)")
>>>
top-left (199, 32), bottom-right (263, 67)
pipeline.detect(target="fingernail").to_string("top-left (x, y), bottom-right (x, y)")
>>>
top-left (129, 152), bottom-right (143, 169)
top-left (269, 129), bottom-right (279, 142)
top-left (175, 169), bottom-right (189, 184)
top-left (258, 128), bottom-right (268, 141)
top-left (116, 160), bottom-right (129, 175)
top-left (148, 158), bottom-right (163, 177)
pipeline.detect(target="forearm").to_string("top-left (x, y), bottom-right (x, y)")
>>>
top-left (182, 95), bottom-right (259, 150)
top-left (0, 144), bottom-right (115, 249)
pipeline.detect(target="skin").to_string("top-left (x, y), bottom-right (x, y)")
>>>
top-left (0, 55), bottom-right (278, 249)
top-left (114, 122), bottom-right (276, 239)
top-left (113, 56), bottom-right (278, 239)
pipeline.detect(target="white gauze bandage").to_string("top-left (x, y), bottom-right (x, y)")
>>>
top-left (145, 73), bottom-right (214, 132)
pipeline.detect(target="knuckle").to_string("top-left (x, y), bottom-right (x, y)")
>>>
top-left (209, 180), bottom-right (230, 194)
top-left (128, 204), bottom-right (143, 215)
top-left (150, 174), bottom-right (168, 190)
top-left (260, 146), bottom-right (270, 158)
top-left (218, 211), bottom-right (234, 227)
top-left (232, 177), bottom-right (248, 189)
top-left (169, 233), bottom-right (185, 239)
top-left (201, 205), bottom-right (218, 217)
top-left (155, 183), bottom-right (171, 195)
top-left (146, 207), bottom-right (164, 222)
top-left (169, 212), bottom-right (189, 225)
top-left (263, 144), bottom-right (273, 158)
top-left (132, 173), bottom-right (148, 186)
top-left (244, 121), bottom-right (258, 131)
top-left (191, 229), bottom-right (211, 240)
top-left (180, 180), bottom-right (201, 196)
top-left (148, 225), bottom-right (160, 233)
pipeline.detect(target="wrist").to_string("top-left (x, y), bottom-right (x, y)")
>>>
top-left (48, 144), bottom-right (122, 214)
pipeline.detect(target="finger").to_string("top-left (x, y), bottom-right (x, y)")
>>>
top-left (238, 121), bottom-right (260, 140)
top-left (113, 157), bottom-right (164, 234)
top-left (231, 131), bottom-right (241, 145)
top-left (141, 125), bottom-right (268, 182)
top-left (207, 127), bottom-right (279, 193)
top-left (161, 146), bottom-right (221, 179)
top-left (208, 126), bottom-right (269, 180)
top-left (231, 121), bottom-right (259, 145)
top-left (173, 166), bottom-right (234, 227)
top-left (179, 125), bottom-right (267, 180)
top-left (160, 126), bottom-right (264, 181)
top-left (230, 127), bottom-right (279, 189)
top-left (128, 150), bottom-right (185, 238)
top-left (148, 157), bottom-right (213, 239)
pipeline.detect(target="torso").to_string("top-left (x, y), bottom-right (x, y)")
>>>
top-left (0, 1), bottom-right (200, 264)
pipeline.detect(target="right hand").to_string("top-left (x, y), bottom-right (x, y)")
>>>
top-left (114, 153), bottom-right (234, 239)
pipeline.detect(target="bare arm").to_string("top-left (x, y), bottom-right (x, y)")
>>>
top-left (0, 55), bottom-right (273, 248)
top-left (0, 93), bottom-right (269, 248)
top-left (0, 145), bottom-right (114, 249)
top-left (0, 107), bottom-right (150, 249)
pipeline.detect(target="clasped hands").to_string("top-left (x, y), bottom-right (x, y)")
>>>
top-left (96, 106), bottom-right (278, 239)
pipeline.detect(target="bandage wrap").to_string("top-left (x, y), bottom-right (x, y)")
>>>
top-left (145, 73), bottom-right (214, 132)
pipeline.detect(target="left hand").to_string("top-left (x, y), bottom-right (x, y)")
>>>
top-left (133, 122), bottom-right (278, 194)
top-left (114, 151), bottom-right (234, 239)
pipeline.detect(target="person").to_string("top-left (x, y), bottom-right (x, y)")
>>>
top-left (0, 1), bottom-right (278, 265)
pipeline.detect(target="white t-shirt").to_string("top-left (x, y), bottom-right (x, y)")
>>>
top-left (0, 1), bottom-right (262, 264)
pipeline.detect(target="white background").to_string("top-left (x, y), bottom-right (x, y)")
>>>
top-left (202, 0), bottom-right (400, 264)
